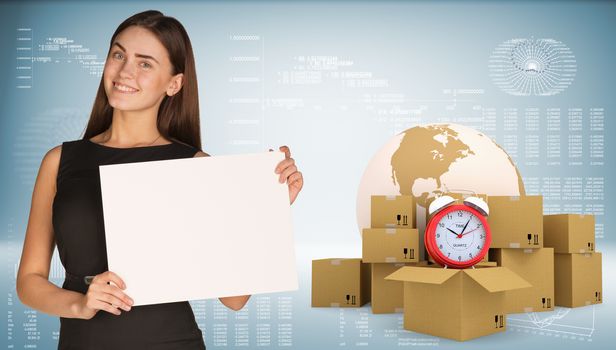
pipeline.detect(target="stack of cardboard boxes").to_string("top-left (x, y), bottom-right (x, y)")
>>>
top-left (311, 195), bottom-right (419, 311)
top-left (543, 214), bottom-right (602, 307)
top-left (312, 193), bottom-right (603, 342)
top-left (487, 195), bottom-right (555, 314)
top-left (386, 194), bottom-right (531, 341)
top-left (363, 195), bottom-right (419, 314)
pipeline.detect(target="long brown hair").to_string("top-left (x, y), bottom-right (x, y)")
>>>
top-left (83, 10), bottom-right (201, 150)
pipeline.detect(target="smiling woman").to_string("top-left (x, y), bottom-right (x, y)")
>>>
top-left (15, 9), bottom-right (304, 350)
top-left (86, 10), bottom-right (200, 148)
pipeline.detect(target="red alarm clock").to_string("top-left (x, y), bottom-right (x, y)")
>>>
top-left (425, 195), bottom-right (491, 269)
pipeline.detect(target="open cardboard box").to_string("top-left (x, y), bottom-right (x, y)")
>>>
top-left (386, 265), bottom-right (530, 341)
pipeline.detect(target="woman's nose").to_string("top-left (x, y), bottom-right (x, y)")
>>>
top-left (118, 61), bottom-right (136, 79)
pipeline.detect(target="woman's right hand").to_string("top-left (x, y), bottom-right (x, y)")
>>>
top-left (77, 271), bottom-right (134, 319)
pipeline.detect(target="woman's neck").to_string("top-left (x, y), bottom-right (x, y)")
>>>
top-left (100, 108), bottom-right (166, 147)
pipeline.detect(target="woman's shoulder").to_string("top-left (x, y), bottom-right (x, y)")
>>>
top-left (41, 139), bottom-right (90, 171)
top-left (37, 144), bottom-right (64, 192)
top-left (42, 144), bottom-right (63, 165)
top-left (43, 139), bottom-right (87, 165)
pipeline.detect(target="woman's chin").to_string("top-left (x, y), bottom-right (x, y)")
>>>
top-left (108, 99), bottom-right (146, 112)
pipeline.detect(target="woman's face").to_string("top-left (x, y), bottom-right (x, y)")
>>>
top-left (103, 25), bottom-right (183, 112)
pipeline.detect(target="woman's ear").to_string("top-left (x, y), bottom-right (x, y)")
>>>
top-left (166, 73), bottom-right (184, 97)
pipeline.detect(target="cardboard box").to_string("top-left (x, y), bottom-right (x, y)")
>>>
top-left (371, 195), bottom-right (415, 229)
top-left (554, 252), bottom-right (602, 308)
top-left (386, 266), bottom-right (530, 341)
top-left (543, 214), bottom-right (595, 253)
top-left (371, 263), bottom-right (414, 314)
top-left (362, 228), bottom-right (419, 263)
top-left (491, 248), bottom-right (554, 313)
top-left (487, 195), bottom-right (543, 248)
top-left (312, 258), bottom-right (371, 307)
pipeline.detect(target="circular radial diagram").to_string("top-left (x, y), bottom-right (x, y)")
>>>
top-left (488, 38), bottom-right (577, 96)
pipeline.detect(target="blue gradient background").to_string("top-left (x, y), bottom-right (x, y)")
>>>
top-left (1, 1), bottom-right (614, 349)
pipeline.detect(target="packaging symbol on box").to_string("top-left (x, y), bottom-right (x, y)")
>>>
top-left (490, 247), bottom-right (554, 313)
top-left (371, 195), bottom-right (415, 229)
top-left (362, 228), bottom-right (419, 263)
top-left (543, 214), bottom-right (595, 254)
top-left (554, 252), bottom-right (602, 308)
top-left (487, 195), bottom-right (543, 249)
top-left (312, 258), bottom-right (371, 308)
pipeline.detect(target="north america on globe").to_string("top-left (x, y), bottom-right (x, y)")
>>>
top-left (357, 123), bottom-right (525, 234)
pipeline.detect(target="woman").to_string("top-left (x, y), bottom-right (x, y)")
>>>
top-left (15, 10), bottom-right (303, 349)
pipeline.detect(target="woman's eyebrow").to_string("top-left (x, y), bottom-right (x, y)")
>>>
top-left (112, 41), bottom-right (160, 64)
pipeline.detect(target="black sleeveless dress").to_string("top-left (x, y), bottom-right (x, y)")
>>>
top-left (52, 139), bottom-right (206, 350)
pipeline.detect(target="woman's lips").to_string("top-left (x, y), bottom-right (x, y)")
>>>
top-left (113, 82), bottom-right (139, 93)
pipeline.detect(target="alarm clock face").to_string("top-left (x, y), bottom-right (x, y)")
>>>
top-left (426, 204), bottom-right (491, 268)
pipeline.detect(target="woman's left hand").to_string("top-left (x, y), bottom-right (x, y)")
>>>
top-left (273, 145), bottom-right (303, 205)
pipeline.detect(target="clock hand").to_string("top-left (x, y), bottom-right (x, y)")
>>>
top-left (460, 217), bottom-right (471, 235)
top-left (456, 218), bottom-right (472, 238)
top-left (458, 227), bottom-right (480, 238)
top-left (446, 227), bottom-right (459, 236)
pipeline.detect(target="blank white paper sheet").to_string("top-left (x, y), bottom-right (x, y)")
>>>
top-left (99, 151), bottom-right (298, 306)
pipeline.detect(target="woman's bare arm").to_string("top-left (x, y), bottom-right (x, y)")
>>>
top-left (16, 146), bottom-right (87, 319)
top-left (194, 150), bottom-right (252, 311)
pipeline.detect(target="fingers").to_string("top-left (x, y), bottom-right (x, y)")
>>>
top-left (279, 164), bottom-right (298, 183)
top-left (97, 291), bottom-right (132, 312)
top-left (93, 270), bottom-right (126, 289)
top-left (287, 171), bottom-right (303, 187)
top-left (85, 289), bottom-right (126, 316)
top-left (90, 299), bottom-right (122, 316)
top-left (279, 145), bottom-right (291, 159)
top-left (86, 271), bottom-right (133, 316)
top-left (100, 284), bottom-right (134, 307)
top-left (275, 158), bottom-right (295, 174)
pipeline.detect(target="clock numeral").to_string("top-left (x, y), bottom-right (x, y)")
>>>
top-left (447, 214), bottom-right (452, 220)
top-left (469, 253), bottom-right (473, 258)
top-left (439, 244), bottom-right (443, 249)
top-left (457, 211), bottom-right (463, 217)
top-left (477, 245), bottom-right (481, 250)
top-left (480, 234), bottom-right (485, 239)
top-left (447, 252), bottom-right (451, 257)
top-left (439, 223), bottom-right (444, 228)
top-left (458, 256), bottom-right (462, 261)
top-left (436, 233), bottom-right (440, 238)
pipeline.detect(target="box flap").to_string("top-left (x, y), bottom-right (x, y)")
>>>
top-left (384, 266), bottom-right (458, 285)
top-left (464, 267), bottom-right (531, 293)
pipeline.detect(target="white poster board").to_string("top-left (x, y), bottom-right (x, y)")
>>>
top-left (99, 151), bottom-right (298, 306)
